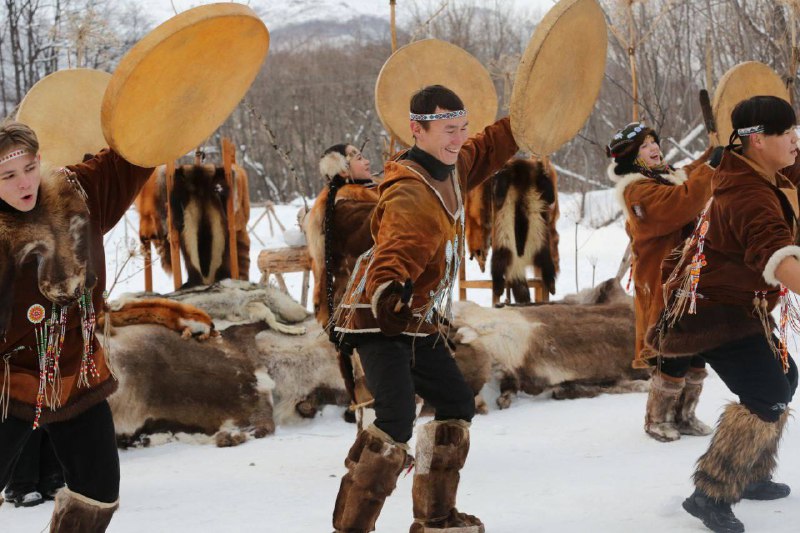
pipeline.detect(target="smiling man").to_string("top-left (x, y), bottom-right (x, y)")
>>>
top-left (330, 85), bottom-right (518, 533)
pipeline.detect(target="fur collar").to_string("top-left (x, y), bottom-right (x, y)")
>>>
top-left (610, 164), bottom-right (688, 219)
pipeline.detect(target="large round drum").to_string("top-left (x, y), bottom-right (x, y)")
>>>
top-left (375, 39), bottom-right (497, 147)
top-left (713, 62), bottom-right (790, 145)
top-left (510, 0), bottom-right (607, 156)
top-left (102, 3), bottom-right (269, 167)
top-left (16, 69), bottom-right (111, 169)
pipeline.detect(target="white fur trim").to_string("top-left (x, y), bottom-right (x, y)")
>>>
top-left (56, 487), bottom-right (119, 509)
top-left (662, 168), bottom-right (688, 186)
top-left (763, 245), bottom-right (800, 286)
top-left (612, 169), bottom-right (647, 219)
top-left (371, 280), bottom-right (395, 318)
top-left (319, 151), bottom-right (348, 178)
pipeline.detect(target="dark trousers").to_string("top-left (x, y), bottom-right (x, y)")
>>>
top-left (353, 333), bottom-right (475, 443)
top-left (658, 354), bottom-right (706, 378)
top-left (4, 428), bottom-right (63, 494)
top-left (699, 334), bottom-right (798, 422)
top-left (0, 400), bottom-right (120, 503)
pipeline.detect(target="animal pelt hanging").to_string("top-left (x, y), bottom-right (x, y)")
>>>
top-left (136, 164), bottom-right (250, 288)
top-left (465, 177), bottom-right (494, 272)
top-left (490, 157), bottom-right (559, 303)
top-left (0, 168), bottom-right (95, 337)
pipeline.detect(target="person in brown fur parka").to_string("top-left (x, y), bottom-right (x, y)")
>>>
top-left (653, 96), bottom-right (799, 533)
top-left (305, 143), bottom-right (378, 331)
top-left (608, 121), bottom-right (718, 443)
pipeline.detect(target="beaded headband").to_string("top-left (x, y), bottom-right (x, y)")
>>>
top-left (0, 149), bottom-right (33, 165)
top-left (737, 125), bottom-right (765, 136)
top-left (409, 109), bottom-right (467, 121)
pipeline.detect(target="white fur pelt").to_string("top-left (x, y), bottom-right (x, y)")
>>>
top-left (253, 317), bottom-right (348, 425)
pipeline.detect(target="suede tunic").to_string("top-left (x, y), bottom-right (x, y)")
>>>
top-left (614, 148), bottom-right (714, 366)
top-left (335, 118), bottom-right (518, 336)
top-left (650, 149), bottom-right (798, 357)
top-left (1, 150), bottom-right (153, 423)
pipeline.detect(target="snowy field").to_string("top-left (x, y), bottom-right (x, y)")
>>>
top-left (2, 190), bottom-right (799, 532)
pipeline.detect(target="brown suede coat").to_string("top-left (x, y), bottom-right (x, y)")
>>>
top-left (1, 150), bottom-right (153, 423)
top-left (613, 149), bottom-right (715, 366)
top-left (306, 183), bottom-right (379, 327)
top-left (335, 117), bottom-right (518, 336)
top-left (650, 148), bottom-right (798, 357)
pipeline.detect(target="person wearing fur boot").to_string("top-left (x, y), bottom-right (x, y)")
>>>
top-left (650, 96), bottom-right (800, 532)
top-left (0, 122), bottom-right (154, 531)
top-left (330, 85), bottom-right (518, 533)
top-left (608, 121), bottom-right (718, 442)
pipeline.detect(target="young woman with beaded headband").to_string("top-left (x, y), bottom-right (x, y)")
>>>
top-left (607, 122), bottom-right (720, 443)
top-left (0, 121), bottom-right (154, 529)
top-left (649, 95), bottom-right (800, 532)
top-left (329, 84), bottom-right (519, 533)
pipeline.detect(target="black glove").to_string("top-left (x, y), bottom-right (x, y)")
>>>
top-left (708, 146), bottom-right (724, 169)
top-left (375, 280), bottom-right (413, 336)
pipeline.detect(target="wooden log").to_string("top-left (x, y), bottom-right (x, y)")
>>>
top-left (257, 246), bottom-right (311, 273)
top-left (222, 137), bottom-right (239, 280)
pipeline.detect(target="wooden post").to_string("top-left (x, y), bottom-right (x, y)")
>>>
top-left (626, 1), bottom-right (639, 122)
top-left (222, 137), bottom-right (240, 280)
top-left (388, 0), bottom-right (399, 158)
top-left (165, 161), bottom-right (183, 290)
top-left (143, 242), bottom-right (153, 292)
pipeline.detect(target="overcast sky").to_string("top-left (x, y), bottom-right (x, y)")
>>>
top-left (137, 0), bottom-right (558, 27)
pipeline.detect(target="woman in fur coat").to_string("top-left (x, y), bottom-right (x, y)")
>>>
top-left (0, 122), bottom-right (153, 530)
top-left (608, 121), bottom-right (718, 442)
top-left (305, 143), bottom-right (378, 331)
top-left (653, 96), bottom-right (799, 533)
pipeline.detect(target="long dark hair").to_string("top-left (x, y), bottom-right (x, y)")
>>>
top-left (320, 144), bottom-right (348, 332)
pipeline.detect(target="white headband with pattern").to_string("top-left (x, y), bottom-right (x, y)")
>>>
top-left (737, 125), bottom-right (765, 136)
top-left (0, 149), bottom-right (33, 165)
top-left (409, 109), bottom-right (467, 121)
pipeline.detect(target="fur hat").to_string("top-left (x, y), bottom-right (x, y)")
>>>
top-left (319, 144), bottom-right (349, 180)
top-left (607, 122), bottom-right (659, 176)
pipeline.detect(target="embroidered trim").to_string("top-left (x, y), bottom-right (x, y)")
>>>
top-left (0, 149), bottom-right (32, 165)
top-left (737, 125), bottom-right (765, 136)
top-left (410, 109), bottom-right (466, 121)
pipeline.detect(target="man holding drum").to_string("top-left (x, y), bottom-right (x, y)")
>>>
top-left (331, 85), bottom-right (517, 533)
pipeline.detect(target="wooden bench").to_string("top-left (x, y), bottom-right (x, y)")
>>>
top-left (458, 262), bottom-right (550, 304)
top-left (257, 246), bottom-right (312, 307)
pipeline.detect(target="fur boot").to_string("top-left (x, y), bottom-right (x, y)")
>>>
top-left (645, 373), bottom-right (683, 442)
top-left (693, 403), bottom-right (783, 504)
top-left (50, 488), bottom-right (118, 533)
top-left (675, 368), bottom-right (713, 436)
top-left (741, 409), bottom-right (791, 500)
top-left (410, 420), bottom-right (484, 533)
top-left (333, 424), bottom-right (408, 533)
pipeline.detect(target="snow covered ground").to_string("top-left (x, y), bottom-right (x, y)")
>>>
top-left (2, 190), bottom-right (799, 532)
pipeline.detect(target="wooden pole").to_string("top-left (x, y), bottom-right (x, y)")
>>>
top-left (222, 137), bottom-right (240, 280)
top-left (390, 0), bottom-right (397, 52)
top-left (165, 161), bottom-right (183, 290)
top-left (143, 242), bottom-right (153, 292)
top-left (627, 1), bottom-right (639, 122)
top-left (389, 0), bottom-right (399, 158)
